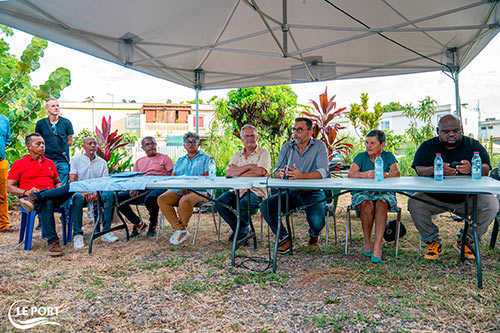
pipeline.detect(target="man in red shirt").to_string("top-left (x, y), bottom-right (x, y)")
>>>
top-left (7, 133), bottom-right (73, 256)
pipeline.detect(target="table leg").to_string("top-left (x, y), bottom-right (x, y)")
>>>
top-left (472, 195), bottom-right (482, 288)
top-left (272, 189), bottom-right (283, 273)
top-left (231, 189), bottom-right (240, 267)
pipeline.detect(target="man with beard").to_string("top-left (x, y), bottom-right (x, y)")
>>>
top-left (118, 136), bottom-right (174, 237)
top-left (408, 114), bottom-right (498, 260)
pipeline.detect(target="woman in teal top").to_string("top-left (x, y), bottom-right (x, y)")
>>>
top-left (348, 130), bottom-right (400, 263)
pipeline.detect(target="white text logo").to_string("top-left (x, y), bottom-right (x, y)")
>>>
top-left (8, 300), bottom-right (61, 330)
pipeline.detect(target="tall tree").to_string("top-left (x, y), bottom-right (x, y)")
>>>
top-left (0, 25), bottom-right (71, 163)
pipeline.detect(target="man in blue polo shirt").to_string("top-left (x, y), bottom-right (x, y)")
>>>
top-left (261, 117), bottom-right (329, 253)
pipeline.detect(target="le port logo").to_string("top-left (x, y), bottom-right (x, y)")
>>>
top-left (8, 300), bottom-right (61, 330)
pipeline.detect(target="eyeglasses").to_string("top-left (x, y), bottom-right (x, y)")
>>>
top-left (441, 128), bottom-right (460, 135)
top-left (142, 142), bottom-right (156, 147)
top-left (184, 140), bottom-right (198, 144)
top-left (291, 127), bottom-right (306, 133)
top-left (51, 124), bottom-right (57, 135)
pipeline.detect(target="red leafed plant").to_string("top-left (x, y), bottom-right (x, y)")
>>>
top-left (95, 116), bottom-right (129, 161)
top-left (302, 87), bottom-right (353, 161)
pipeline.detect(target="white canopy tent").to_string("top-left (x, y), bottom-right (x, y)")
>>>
top-left (1, 0), bottom-right (499, 131)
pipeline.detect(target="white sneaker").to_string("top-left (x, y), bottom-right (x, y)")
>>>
top-left (102, 232), bottom-right (119, 243)
top-left (73, 235), bottom-right (84, 249)
top-left (178, 230), bottom-right (190, 244)
top-left (169, 229), bottom-right (190, 245)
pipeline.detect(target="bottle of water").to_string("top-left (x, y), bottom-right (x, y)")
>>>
top-left (87, 202), bottom-right (94, 219)
top-left (471, 151), bottom-right (482, 180)
top-left (208, 157), bottom-right (216, 181)
top-left (434, 153), bottom-right (444, 181)
top-left (374, 155), bottom-right (384, 182)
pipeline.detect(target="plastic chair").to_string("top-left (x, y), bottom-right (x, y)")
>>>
top-left (19, 206), bottom-right (71, 251)
top-left (345, 204), bottom-right (402, 258)
top-left (489, 167), bottom-right (500, 249)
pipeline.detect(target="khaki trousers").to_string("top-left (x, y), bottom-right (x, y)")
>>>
top-left (0, 159), bottom-right (10, 231)
top-left (157, 191), bottom-right (208, 230)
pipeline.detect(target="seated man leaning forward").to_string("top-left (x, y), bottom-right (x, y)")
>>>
top-left (7, 133), bottom-right (74, 256)
top-left (261, 117), bottom-right (329, 253)
top-left (118, 136), bottom-right (174, 237)
top-left (157, 132), bottom-right (210, 245)
top-left (214, 124), bottom-right (271, 243)
top-left (69, 137), bottom-right (118, 249)
top-left (408, 114), bottom-right (498, 260)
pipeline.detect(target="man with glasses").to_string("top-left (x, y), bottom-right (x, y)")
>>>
top-left (261, 117), bottom-right (329, 253)
top-left (35, 98), bottom-right (74, 185)
top-left (408, 114), bottom-right (498, 260)
top-left (214, 124), bottom-right (271, 243)
top-left (118, 136), bottom-right (174, 237)
top-left (157, 132), bottom-right (210, 245)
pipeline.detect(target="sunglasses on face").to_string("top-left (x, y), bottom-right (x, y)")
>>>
top-left (184, 140), bottom-right (198, 144)
top-left (441, 128), bottom-right (460, 135)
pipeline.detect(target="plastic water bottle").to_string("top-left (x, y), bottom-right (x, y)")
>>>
top-left (434, 153), bottom-right (444, 181)
top-left (208, 157), bottom-right (216, 181)
top-left (374, 155), bottom-right (384, 182)
top-left (471, 151), bottom-right (482, 180)
top-left (87, 202), bottom-right (94, 219)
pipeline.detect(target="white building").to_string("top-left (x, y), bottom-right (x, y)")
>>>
top-left (334, 104), bottom-right (479, 138)
top-left (479, 118), bottom-right (500, 143)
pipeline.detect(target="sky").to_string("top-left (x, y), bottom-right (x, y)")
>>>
top-left (4, 28), bottom-right (500, 120)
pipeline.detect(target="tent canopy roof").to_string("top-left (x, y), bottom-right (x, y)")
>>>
top-left (0, 0), bottom-right (498, 90)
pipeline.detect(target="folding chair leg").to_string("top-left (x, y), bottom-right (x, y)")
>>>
top-left (192, 209), bottom-right (202, 246)
top-left (333, 213), bottom-right (337, 245)
top-left (345, 208), bottom-right (350, 255)
top-left (211, 208), bottom-right (218, 239)
top-left (260, 214), bottom-right (263, 244)
top-left (325, 212), bottom-right (329, 252)
top-left (217, 216), bottom-right (221, 242)
top-left (395, 210), bottom-right (401, 259)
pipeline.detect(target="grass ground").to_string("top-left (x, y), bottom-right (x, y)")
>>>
top-left (0, 194), bottom-right (499, 332)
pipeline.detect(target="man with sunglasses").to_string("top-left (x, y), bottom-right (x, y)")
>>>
top-left (261, 117), bottom-right (329, 253)
top-left (118, 136), bottom-right (174, 237)
top-left (408, 114), bottom-right (498, 260)
top-left (35, 98), bottom-right (74, 186)
top-left (157, 132), bottom-right (210, 245)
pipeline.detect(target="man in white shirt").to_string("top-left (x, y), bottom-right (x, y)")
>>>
top-left (69, 137), bottom-right (118, 249)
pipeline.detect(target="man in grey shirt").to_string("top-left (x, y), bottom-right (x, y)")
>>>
top-left (261, 117), bottom-right (329, 253)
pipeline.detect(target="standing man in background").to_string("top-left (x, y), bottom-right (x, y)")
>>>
top-left (35, 98), bottom-right (74, 185)
top-left (0, 113), bottom-right (12, 232)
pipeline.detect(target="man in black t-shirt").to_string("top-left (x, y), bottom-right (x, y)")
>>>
top-left (408, 114), bottom-right (498, 260)
top-left (35, 98), bottom-right (74, 185)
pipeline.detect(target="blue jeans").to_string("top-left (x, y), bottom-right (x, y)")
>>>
top-left (72, 191), bottom-right (115, 236)
top-left (34, 185), bottom-right (73, 244)
top-left (261, 190), bottom-right (326, 239)
top-left (214, 191), bottom-right (262, 238)
top-left (54, 161), bottom-right (70, 186)
top-left (118, 189), bottom-right (165, 230)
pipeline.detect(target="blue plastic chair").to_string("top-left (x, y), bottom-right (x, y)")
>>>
top-left (19, 207), bottom-right (72, 250)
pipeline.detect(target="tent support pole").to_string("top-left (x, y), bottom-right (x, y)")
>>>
top-left (454, 71), bottom-right (461, 119)
top-left (195, 88), bottom-right (199, 135)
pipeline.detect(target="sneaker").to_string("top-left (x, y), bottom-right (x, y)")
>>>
top-left (169, 229), bottom-right (190, 245)
top-left (453, 240), bottom-right (475, 260)
top-left (130, 222), bottom-right (147, 238)
top-left (307, 235), bottom-right (319, 252)
top-left (73, 235), bottom-right (84, 249)
top-left (48, 240), bottom-right (63, 257)
top-left (20, 194), bottom-right (38, 212)
top-left (277, 238), bottom-right (291, 254)
top-left (424, 241), bottom-right (443, 260)
top-left (102, 232), bottom-right (119, 243)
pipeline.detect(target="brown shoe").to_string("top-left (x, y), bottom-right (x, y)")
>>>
top-left (48, 240), bottom-right (63, 257)
top-left (20, 194), bottom-right (38, 212)
top-left (307, 235), bottom-right (319, 252)
top-left (277, 238), bottom-right (291, 254)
